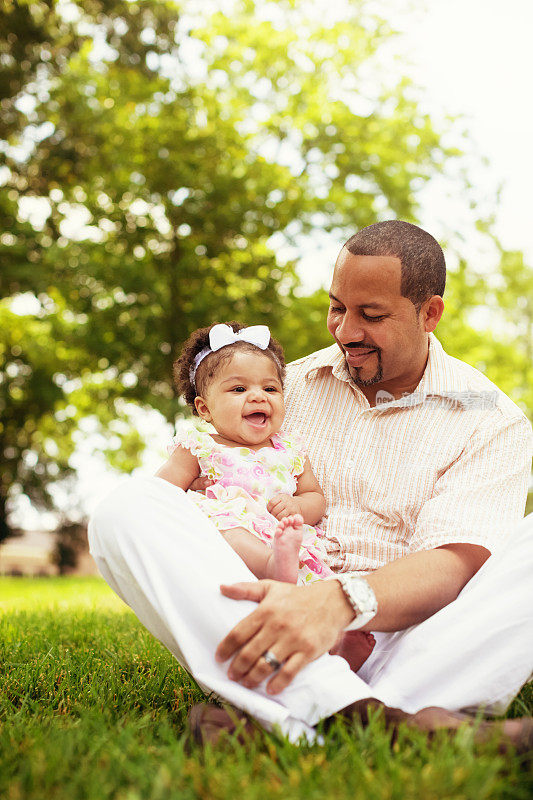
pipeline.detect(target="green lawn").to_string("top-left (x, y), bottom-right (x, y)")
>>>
top-left (1, 577), bottom-right (531, 799)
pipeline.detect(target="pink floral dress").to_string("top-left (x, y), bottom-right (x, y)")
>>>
top-left (169, 420), bottom-right (333, 584)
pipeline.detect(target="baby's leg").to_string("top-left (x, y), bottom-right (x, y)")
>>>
top-left (271, 514), bottom-right (304, 584)
top-left (221, 527), bottom-right (274, 580)
top-left (221, 517), bottom-right (304, 584)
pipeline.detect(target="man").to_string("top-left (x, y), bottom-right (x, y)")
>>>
top-left (88, 221), bottom-right (533, 747)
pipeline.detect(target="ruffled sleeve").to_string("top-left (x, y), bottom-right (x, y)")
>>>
top-left (275, 430), bottom-right (307, 477)
top-left (168, 419), bottom-right (215, 458)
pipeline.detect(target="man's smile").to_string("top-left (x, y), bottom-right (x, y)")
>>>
top-left (343, 346), bottom-right (378, 368)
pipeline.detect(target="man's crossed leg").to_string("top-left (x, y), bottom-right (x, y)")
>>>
top-left (88, 476), bottom-right (533, 748)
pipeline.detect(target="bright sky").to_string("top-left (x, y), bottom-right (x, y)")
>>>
top-left (405, 0), bottom-right (533, 252)
top-left (297, 0), bottom-right (533, 290)
top-left (10, 0), bottom-right (533, 529)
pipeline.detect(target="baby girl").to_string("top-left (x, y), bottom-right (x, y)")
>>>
top-left (156, 321), bottom-right (333, 584)
top-left (156, 321), bottom-right (375, 671)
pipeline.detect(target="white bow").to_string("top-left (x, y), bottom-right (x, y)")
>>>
top-left (189, 324), bottom-right (271, 387)
top-left (209, 323), bottom-right (270, 351)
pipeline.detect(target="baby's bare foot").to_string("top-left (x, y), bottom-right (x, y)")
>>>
top-left (330, 630), bottom-right (376, 673)
top-left (272, 514), bottom-right (304, 584)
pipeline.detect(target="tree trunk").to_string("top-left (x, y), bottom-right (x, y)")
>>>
top-left (164, 237), bottom-right (183, 422)
top-left (0, 488), bottom-right (13, 545)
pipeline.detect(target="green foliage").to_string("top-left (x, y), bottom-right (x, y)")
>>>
top-left (272, 288), bottom-right (332, 363)
top-left (2, 0), bottom-right (531, 542)
top-left (1, 0), bottom-right (456, 537)
top-left (0, 0), bottom-right (78, 142)
top-left (22, 0), bottom-right (447, 419)
top-left (438, 250), bottom-right (533, 418)
top-left (0, 297), bottom-right (146, 541)
top-left (0, 303), bottom-right (76, 540)
top-left (490, 248), bottom-right (533, 414)
top-left (0, 577), bottom-right (532, 800)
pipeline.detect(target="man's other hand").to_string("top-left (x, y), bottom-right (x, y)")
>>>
top-left (215, 579), bottom-right (353, 694)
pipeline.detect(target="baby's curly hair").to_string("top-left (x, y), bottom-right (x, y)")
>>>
top-left (174, 321), bottom-right (286, 414)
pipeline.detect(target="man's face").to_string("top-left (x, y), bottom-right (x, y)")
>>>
top-left (327, 249), bottom-right (433, 397)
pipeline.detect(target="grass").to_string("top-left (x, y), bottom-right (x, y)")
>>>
top-left (0, 577), bottom-right (531, 799)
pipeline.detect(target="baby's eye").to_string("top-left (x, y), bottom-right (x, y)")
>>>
top-left (264, 386), bottom-right (279, 392)
top-left (231, 386), bottom-right (246, 392)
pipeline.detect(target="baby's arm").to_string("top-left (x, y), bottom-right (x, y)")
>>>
top-left (267, 457), bottom-right (326, 525)
top-left (155, 445), bottom-right (201, 490)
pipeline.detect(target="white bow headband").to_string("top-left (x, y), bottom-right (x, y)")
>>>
top-left (189, 323), bottom-right (272, 388)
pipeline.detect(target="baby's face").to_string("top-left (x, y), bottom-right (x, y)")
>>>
top-left (194, 350), bottom-right (285, 449)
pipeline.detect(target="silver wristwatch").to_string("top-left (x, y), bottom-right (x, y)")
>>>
top-left (336, 575), bottom-right (378, 631)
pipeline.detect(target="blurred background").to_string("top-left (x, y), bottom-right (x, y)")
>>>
top-left (1, 0), bottom-right (532, 576)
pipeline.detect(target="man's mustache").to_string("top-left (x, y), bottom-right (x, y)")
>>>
top-left (344, 343), bottom-right (380, 352)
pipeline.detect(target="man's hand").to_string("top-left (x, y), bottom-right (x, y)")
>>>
top-left (216, 579), bottom-right (353, 694)
top-left (267, 493), bottom-right (302, 520)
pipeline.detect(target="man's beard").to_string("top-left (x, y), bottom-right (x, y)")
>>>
top-left (346, 348), bottom-right (383, 387)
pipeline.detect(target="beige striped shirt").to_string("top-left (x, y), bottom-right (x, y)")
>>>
top-left (284, 334), bottom-right (532, 574)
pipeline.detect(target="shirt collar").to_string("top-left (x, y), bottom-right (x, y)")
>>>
top-left (304, 344), bottom-right (351, 384)
top-left (303, 334), bottom-right (481, 410)
top-left (303, 344), bottom-right (371, 409)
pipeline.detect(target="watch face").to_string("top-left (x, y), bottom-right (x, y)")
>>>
top-left (339, 576), bottom-right (378, 631)
top-left (347, 577), bottom-right (378, 614)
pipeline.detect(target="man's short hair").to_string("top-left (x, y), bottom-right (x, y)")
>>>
top-left (344, 220), bottom-right (446, 307)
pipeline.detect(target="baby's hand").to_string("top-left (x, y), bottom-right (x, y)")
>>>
top-left (189, 476), bottom-right (214, 494)
top-left (267, 493), bottom-right (302, 521)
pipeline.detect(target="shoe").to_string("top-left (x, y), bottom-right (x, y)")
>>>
top-left (335, 698), bottom-right (533, 755)
top-left (188, 702), bottom-right (260, 746)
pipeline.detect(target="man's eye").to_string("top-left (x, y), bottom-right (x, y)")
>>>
top-left (362, 313), bottom-right (386, 322)
top-left (329, 305), bottom-right (344, 313)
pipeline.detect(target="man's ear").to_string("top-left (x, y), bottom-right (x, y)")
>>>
top-left (421, 295), bottom-right (444, 333)
top-left (194, 396), bottom-right (212, 422)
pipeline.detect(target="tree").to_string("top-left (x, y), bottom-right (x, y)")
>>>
top-left (0, 0), bottom-right (462, 538)
top-left (436, 247), bottom-right (533, 421)
top-left (23, 0), bottom-right (449, 405)
top-left (492, 247), bottom-right (533, 415)
top-left (0, 304), bottom-right (73, 542)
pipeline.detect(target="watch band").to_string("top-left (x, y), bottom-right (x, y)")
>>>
top-left (335, 575), bottom-right (378, 631)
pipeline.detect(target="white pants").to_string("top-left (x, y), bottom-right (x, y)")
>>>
top-left (88, 476), bottom-right (533, 740)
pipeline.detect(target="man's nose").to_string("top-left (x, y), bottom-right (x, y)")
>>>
top-left (336, 314), bottom-right (365, 343)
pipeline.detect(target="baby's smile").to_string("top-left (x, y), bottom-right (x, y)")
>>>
top-left (244, 412), bottom-right (268, 427)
